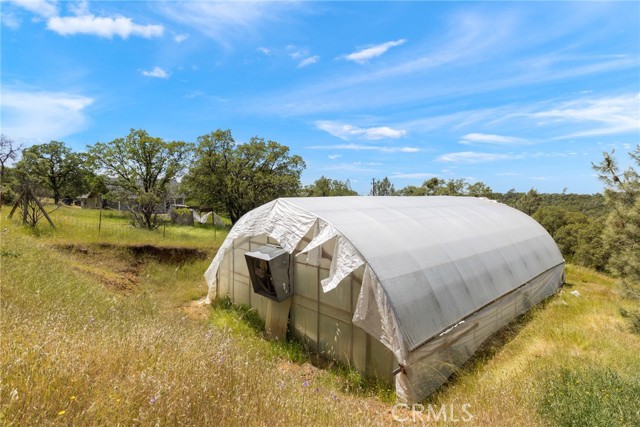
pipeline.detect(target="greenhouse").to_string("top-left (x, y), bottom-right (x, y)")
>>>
top-left (204, 196), bottom-right (565, 402)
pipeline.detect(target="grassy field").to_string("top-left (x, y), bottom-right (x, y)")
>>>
top-left (1, 205), bottom-right (639, 426)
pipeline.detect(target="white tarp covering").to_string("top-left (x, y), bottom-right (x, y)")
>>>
top-left (192, 211), bottom-right (225, 226)
top-left (193, 211), bottom-right (212, 224)
top-left (204, 196), bottom-right (564, 402)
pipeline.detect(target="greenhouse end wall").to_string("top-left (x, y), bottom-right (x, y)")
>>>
top-left (215, 234), bottom-right (396, 384)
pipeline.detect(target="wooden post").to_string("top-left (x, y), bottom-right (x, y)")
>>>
top-left (98, 206), bottom-right (103, 234)
top-left (7, 195), bottom-right (21, 219)
top-left (28, 188), bottom-right (56, 229)
top-left (22, 191), bottom-right (28, 224)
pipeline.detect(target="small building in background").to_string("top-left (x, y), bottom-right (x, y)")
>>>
top-left (78, 190), bottom-right (103, 209)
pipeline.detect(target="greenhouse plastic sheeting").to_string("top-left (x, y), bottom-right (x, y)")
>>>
top-left (204, 196), bottom-right (564, 402)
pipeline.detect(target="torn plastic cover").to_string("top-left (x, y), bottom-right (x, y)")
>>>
top-left (204, 199), bottom-right (400, 357)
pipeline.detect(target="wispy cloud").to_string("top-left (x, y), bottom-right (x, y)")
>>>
top-left (459, 133), bottom-right (530, 145)
top-left (526, 93), bottom-right (640, 139)
top-left (47, 14), bottom-right (164, 39)
top-left (315, 120), bottom-right (406, 140)
top-left (328, 154), bottom-right (342, 160)
top-left (341, 39), bottom-right (407, 64)
top-left (0, 87), bottom-right (94, 141)
top-left (174, 33), bottom-right (189, 43)
top-left (158, 2), bottom-right (298, 49)
top-left (1, 12), bottom-right (21, 29)
top-left (298, 55), bottom-right (320, 68)
top-left (310, 143), bottom-right (419, 153)
top-left (142, 67), bottom-right (170, 79)
top-left (436, 151), bottom-right (524, 164)
top-left (257, 47), bottom-right (272, 55)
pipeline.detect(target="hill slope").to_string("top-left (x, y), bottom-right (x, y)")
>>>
top-left (1, 206), bottom-right (638, 426)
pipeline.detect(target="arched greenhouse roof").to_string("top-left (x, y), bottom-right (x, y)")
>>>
top-left (205, 196), bottom-right (564, 353)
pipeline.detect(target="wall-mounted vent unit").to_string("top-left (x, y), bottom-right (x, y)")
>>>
top-left (244, 245), bottom-right (293, 302)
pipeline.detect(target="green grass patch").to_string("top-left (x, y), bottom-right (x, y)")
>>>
top-left (538, 367), bottom-right (640, 427)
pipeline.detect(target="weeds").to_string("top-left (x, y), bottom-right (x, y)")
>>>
top-left (538, 368), bottom-right (640, 427)
top-left (620, 308), bottom-right (640, 334)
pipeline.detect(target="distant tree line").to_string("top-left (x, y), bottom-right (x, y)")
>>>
top-left (1, 131), bottom-right (637, 292)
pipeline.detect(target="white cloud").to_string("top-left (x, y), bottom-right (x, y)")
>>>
top-left (310, 143), bottom-right (419, 153)
top-left (47, 14), bottom-right (164, 39)
top-left (257, 47), bottom-right (272, 55)
top-left (298, 55), bottom-right (320, 68)
top-left (287, 45), bottom-right (307, 60)
top-left (315, 120), bottom-right (406, 140)
top-left (174, 33), bottom-right (189, 43)
top-left (7, 0), bottom-right (58, 18)
top-left (142, 67), bottom-right (170, 79)
top-left (436, 151), bottom-right (524, 164)
top-left (328, 154), bottom-right (342, 160)
top-left (0, 87), bottom-right (93, 141)
top-left (67, 0), bottom-right (90, 17)
top-left (341, 39), bottom-right (407, 64)
top-left (528, 93), bottom-right (640, 139)
top-left (460, 133), bottom-right (529, 145)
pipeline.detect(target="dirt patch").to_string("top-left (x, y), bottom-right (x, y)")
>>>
top-left (125, 244), bottom-right (208, 264)
top-left (53, 243), bottom-right (143, 292)
top-left (54, 243), bottom-right (208, 264)
top-left (182, 299), bottom-right (210, 320)
top-left (52, 242), bottom-right (208, 293)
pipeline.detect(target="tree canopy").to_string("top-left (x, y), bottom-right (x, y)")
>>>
top-left (369, 177), bottom-right (396, 196)
top-left (301, 176), bottom-right (357, 197)
top-left (18, 140), bottom-right (85, 204)
top-left (181, 129), bottom-right (305, 224)
top-left (88, 129), bottom-right (191, 229)
top-left (592, 145), bottom-right (640, 286)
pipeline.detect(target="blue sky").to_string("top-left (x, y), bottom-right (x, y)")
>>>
top-left (1, 1), bottom-right (639, 195)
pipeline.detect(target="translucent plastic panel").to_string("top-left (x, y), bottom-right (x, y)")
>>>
top-left (318, 314), bottom-right (352, 365)
top-left (232, 248), bottom-right (249, 276)
top-left (250, 235), bottom-right (268, 248)
top-left (294, 262), bottom-right (318, 301)
top-left (368, 335), bottom-right (395, 384)
top-left (233, 281), bottom-right (250, 306)
top-left (218, 274), bottom-right (230, 297)
top-left (320, 275), bottom-right (351, 312)
top-left (352, 326), bottom-right (367, 374)
top-left (291, 302), bottom-right (318, 351)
